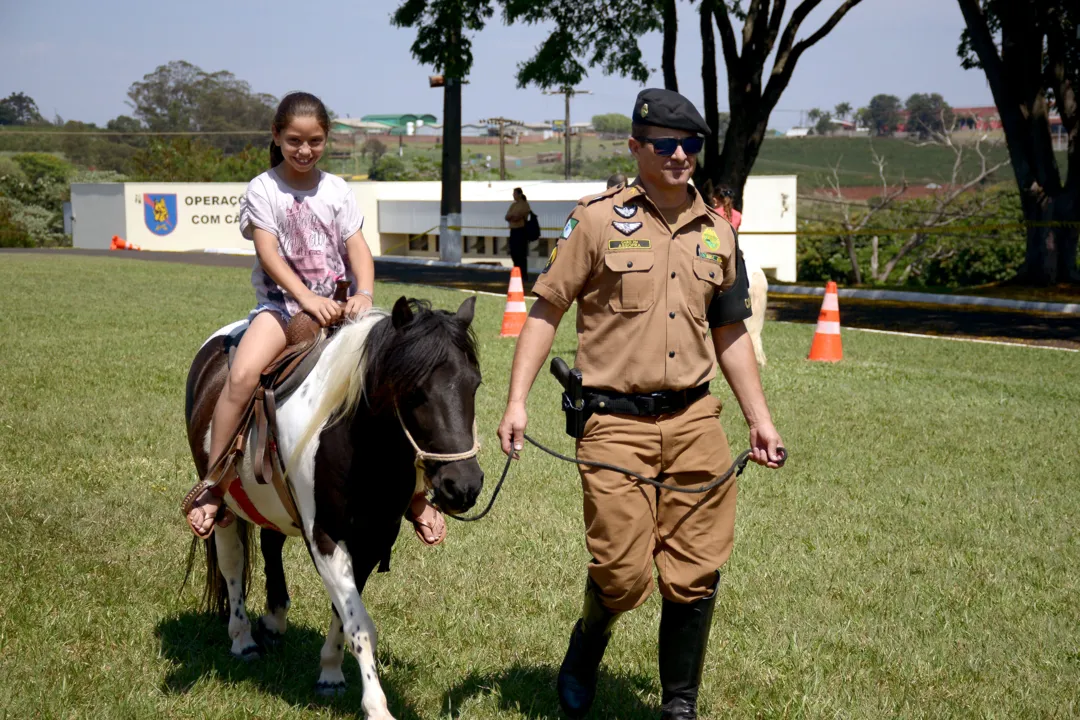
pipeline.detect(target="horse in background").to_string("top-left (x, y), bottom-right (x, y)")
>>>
top-left (183, 297), bottom-right (483, 720)
top-left (743, 254), bottom-right (768, 367)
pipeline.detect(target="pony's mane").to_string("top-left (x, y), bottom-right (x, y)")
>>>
top-left (289, 300), bottom-right (479, 472)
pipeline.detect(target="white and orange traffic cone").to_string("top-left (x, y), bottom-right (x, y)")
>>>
top-left (808, 281), bottom-right (843, 362)
top-left (500, 267), bottom-right (528, 338)
top-left (110, 235), bottom-right (141, 251)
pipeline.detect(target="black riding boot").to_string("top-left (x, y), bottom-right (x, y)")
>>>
top-left (658, 578), bottom-right (719, 720)
top-left (557, 578), bottom-right (620, 718)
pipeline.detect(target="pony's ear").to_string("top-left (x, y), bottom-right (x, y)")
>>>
top-left (391, 297), bottom-right (413, 329)
top-left (456, 296), bottom-right (477, 325)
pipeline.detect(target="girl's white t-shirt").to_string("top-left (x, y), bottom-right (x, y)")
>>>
top-left (238, 168), bottom-right (364, 318)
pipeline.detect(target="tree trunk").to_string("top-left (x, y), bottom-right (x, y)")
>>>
top-left (699, 0), bottom-right (720, 180)
top-left (661, 0), bottom-right (678, 91)
top-left (713, 106), bottom-right (769, 210)
top-left (1023, 191), bottom-right (1079, 284)
top-left (844, 235), bottom-right (863, 285)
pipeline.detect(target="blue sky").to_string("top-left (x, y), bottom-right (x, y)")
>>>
top-left (1, 0), bottom-right (992, 131)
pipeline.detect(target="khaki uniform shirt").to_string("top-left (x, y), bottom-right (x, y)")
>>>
top-left (533, 181), bottom-right (738, 394)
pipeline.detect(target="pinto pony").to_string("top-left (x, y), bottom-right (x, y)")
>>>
top-left (183, 297), bottom-right (483, 720)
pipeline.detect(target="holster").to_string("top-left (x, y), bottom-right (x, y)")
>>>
top-left (550, 357), bottom-right (587, 439)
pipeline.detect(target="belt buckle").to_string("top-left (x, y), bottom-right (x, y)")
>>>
top-left (649, 391), bottom-right (671, 415)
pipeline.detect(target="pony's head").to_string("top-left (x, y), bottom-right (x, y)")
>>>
top-left (364, 296), bottom-right (484, 514)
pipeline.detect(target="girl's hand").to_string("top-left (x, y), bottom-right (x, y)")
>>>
top-left (343, 293), bottom-right (373, 320)
top-left (300, 293), bottom-right (342, 327)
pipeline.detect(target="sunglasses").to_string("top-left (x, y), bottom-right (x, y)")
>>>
top-left (633, 136), bottom-right (705, 157)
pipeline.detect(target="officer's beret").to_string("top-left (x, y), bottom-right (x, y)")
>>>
top-left (632, 88), bottom-right (710, 136)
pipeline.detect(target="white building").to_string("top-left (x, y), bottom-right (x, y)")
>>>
top-left (70, 177), bottom-right (798, 280)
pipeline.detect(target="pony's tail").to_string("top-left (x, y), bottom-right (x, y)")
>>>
top-left (181, 519), bottom-right (254, 619)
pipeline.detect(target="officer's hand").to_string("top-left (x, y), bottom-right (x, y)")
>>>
top-left (498, 402), bottom-right (528, 459)
top-left (749, 421), bottom-right (786, 469)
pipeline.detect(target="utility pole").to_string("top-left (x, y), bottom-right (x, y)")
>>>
top-left (479, 116), bottom-right (522, 181)
top-left (544, 87), bottom-right (591, 180)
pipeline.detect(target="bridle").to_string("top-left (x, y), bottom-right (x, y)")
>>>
top-left (395, 408), bottom-right (481, 490)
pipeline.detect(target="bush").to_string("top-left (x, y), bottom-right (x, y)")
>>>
top-left (0, 197), bottom-right (68, 248)
top-left (12, 152), bottom-right (73, 185)
top-left (0, 199), bottom-right (34, 248)
top-left (130, 138), bottom-right (267, 182)
top-left (796, 185), bottom-right (1026, 288)
top-left (368, 155), bottom-right (408, 181)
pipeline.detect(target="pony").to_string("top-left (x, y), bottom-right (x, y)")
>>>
top-left (183, 296), bottom-right (484, 720)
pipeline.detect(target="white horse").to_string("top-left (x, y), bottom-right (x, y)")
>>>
top-left (742, 253), bottom-right (768, 366)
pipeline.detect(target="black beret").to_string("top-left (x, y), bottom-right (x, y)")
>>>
top-left (632, 88), bottom-right (710, 135)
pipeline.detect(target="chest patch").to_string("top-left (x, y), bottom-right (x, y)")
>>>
top-left (702, 226), bottom-right (722, 251)
top-left (612, 221), bottom-right (643, 236)
top-left (613, 205), bottom-right (638, 219)
top-left (608, 239), bottom-right (651, 251)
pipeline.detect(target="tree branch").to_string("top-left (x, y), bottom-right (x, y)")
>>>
top-left (712, 2), bottom-right (742, 75)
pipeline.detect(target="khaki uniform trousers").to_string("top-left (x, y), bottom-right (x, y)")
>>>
top-left (576, 394), bottom-right (736, 612)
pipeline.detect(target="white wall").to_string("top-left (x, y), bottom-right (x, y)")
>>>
top-left (71, 176), bottom-right (798, 280)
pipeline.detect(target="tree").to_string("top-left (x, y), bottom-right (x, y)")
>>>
top-left (905, 93), bottom-right (954, 139)
top-left (392, 0), bottom-right (495, 263)
top-left (362, 137), bottom-right (388, 163)
top-left (854, 106), bottom-right (872, 130)
top-left (957, 0), bottom-right (1078, 284)
top-left (130, 138), bottom-right (266, 182)
top-left (591, 113), bottom-right (632, 136)
top-left (505, 0), bottom-right (869, 203)
top-left (825, 132), bottom-right (1008, 284)
top-left (126, 61), bottom-right (276, 152)
top-left (807, 108), bottom-right (823, 124)
top-left (814, 112), bottom-right (834, 136)
top-left (0, 92), bottom-right (46, 126)
top-left (867, 94), bottom-right (902, 136)
top-left (834, 101), bottom-right (852, 120)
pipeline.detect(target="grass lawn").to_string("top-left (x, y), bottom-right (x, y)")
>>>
top-left (1, 255), bottom-right (1078, 719)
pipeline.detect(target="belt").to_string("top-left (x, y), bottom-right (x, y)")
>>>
top-left (583, 383), bottom-right (710, 418)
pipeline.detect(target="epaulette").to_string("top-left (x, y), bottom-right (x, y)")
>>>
top-left (577, 184), bottom-right (624, 208)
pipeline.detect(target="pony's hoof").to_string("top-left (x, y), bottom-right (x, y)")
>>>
top-left (315, 680), bottom-right (347, 698)
top-left (254, 619), bottom-right (285, 649)
top-left (232, 644), bottom-right (260, 662)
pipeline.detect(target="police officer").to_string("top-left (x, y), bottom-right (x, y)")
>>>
top-left (497, 88), bottom-right (785, 720)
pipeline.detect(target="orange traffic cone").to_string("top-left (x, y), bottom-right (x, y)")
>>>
top-left (110, 235), bottom-right (141, 251)
top-left (808, 281), bottom-right (843, 362)
top-left (500, 267), bottom-right (528, 338)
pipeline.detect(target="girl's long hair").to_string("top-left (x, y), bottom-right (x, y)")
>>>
top-left (269, 92), bottom-right (330, 169)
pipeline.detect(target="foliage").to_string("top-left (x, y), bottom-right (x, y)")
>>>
top-left (363, 137), bottom-right (388, 162)
top-left (867, 94), bottom-right (902, 136)
top-left (591, 113), bottom-right (632, 136)
top-left (0, 199), bottom-right (34, 247)
top-left (813, 113), bottom-right (834, 136)
top-left (0, 154), bottom-right (73, 215)
top-left (579, 153), bottom-right (637, 181)
top-left (368, 155), bottom-right (410, 181)
top-left (0, 92), bottom-right (47, 126)
top-left (12, 153), bottom-right (73, 186)
top-left (130, 138), bottom-right (268, 182)
top-left (834, 102), bottom-right (852, 120)
top-left (391, 0), bottom-right (496, 79)
top-left (126, 60), bottom-right (276, 152)
top-left (905, 93), bottom-right (954, 139)
top-left (501, 0), bottom-right (660, 89)
top-left (798, 186), bottom-right (1026, 287)
top-left (0, 197), bottom-right (68, 247)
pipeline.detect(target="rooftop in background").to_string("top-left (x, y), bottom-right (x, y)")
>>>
top-left (332, 118), bottom-right (393, 132)
top-left (360, 114), bottom-right (438, 135)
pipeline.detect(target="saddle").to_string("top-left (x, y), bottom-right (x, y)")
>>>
top-left (186, 283), bottom-right (349, 534)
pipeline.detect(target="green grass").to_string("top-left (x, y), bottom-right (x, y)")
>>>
top-left (1, 255), bottom-right (1079, 719)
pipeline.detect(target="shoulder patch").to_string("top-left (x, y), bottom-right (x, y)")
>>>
top-left (561, 217), bottom-right (579, 239)
top-left (608, 239), bottom-right (651, 251)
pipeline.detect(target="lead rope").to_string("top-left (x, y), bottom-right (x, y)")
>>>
top-left (449, 436), bottom-right (783, 523)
